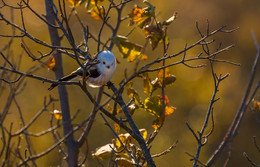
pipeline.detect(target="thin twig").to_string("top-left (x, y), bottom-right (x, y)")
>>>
top-left (152, 140), bottom-right (178, 158)
top-left (206, 30), bottom-right (260, 166)
top-left (243, 152), bottom-right (260, 167)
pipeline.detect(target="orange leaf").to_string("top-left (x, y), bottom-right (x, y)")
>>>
top-left (162, 95), bottom-right (170, 105)
top-left (106, 104), bottom-right (113, 114)
top-left (46, 56), bottom-right (56, 71)
top-left (129, 6), bottom-right (151, 28)
top-left (128, 1), bottom-right (155, 28)
top-left (165, 105), bottom-right (175, 117)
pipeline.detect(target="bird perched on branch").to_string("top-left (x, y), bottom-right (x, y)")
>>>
top-left (48, 50), bottom-right (116, 90)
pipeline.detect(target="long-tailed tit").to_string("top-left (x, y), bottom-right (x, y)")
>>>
top-left (48, 50), bottom-right (116, 90)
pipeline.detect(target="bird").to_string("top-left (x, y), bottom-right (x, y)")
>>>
top-left (48, 50), bottom-right (116, 90)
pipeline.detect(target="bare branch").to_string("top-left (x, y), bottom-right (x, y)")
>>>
top-left (253, 136), bottom-right (260, 153)
top-left (13, 96), bottom-right (57, 136)
top-left (107, 82), bottom-right (156, 167)
top-left (152, 140), bottom-right (178, 158)
top-left (243, 152), bottom-right (260, 167)
top-left (206, 30), bottom-right (260, 166)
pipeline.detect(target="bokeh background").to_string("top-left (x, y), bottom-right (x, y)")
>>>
top-left (0, 0), bottom-right (260, 166)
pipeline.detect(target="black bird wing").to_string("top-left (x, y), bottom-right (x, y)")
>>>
top-left (88, 68), bottom-right (101, 78)
top-left (48, 67), bottom-right (101, 91)
top-left (48, 69), bottom-right (83, 91)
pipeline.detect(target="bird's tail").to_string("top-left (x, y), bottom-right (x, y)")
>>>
top-left (48, 72), bottom-right (78, 91)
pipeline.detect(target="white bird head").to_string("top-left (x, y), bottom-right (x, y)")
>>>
top-left (96, 50), bottom-right (116, 77)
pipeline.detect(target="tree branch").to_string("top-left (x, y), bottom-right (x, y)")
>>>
top-left (45, 0), bottom-right (78, 166)
top-left (206, 30), bottom-right (260, 166)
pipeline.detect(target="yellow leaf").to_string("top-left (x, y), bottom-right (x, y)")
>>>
top-left (127, 87), bottom-right (142, 105)
top-left (112, 35), bottom-right (147, 62)
top-left (115, 135), bottom-right (126, 149)
top-left (46, 56), bottom-right (56, 71)
top-left (114, 129), bottom-right (146, 151)
top-left (67, 0), bottom-right (81, 7)
top-left (90, 0), bottom-right (104, 5)
top-left (115, 134), bottom-right (131, 151)
top-left (53, 109), bottom-right (62, 120)
top-left (157, 68), bottom-right (176, 86)
top-left (88, 5), bottom-right (104, 21)
top-left (144, 95), bottom-right (163, 117)
top-left (85, 0), bottom-right (104, 9)
top-left (144, 95), bottom-right (175, 118)
top-left (152, 117), bottom-right (164, 130)
top-left (114, 123), bottom-right (120, 133)
top-left (143, 73), bottom-right (154, 94)
top-left (139, 129), bottom-right (147, 140)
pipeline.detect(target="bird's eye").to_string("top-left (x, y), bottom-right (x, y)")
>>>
top-left (103, 61), bottom-right (106, 64)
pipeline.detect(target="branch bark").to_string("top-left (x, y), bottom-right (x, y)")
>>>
top-left (107, 82), bottom-right (156, 167)
top-left (45, 0), bottom-right (78, 166)
top-left (206, 31), bottom-right (260, 166)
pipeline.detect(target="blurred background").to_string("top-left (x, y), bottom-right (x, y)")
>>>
top-left (0, 0), bottom-right (260, 166)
